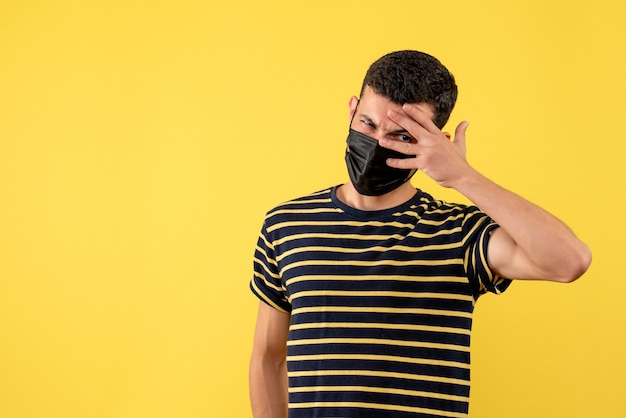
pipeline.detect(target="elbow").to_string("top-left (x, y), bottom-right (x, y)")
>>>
top-left (556, 243), bottom-right (592, 283)
top-left (250, 344), bottom-right (287, 371)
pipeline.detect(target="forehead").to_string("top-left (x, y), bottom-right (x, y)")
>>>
top-left (359, 86), bottom-right (435, 120)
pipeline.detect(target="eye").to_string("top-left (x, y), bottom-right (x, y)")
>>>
top-left (395, 134), bottom-right (413, 142)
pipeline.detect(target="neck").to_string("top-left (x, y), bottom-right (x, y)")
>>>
top-left (336, 182), bottom-right (417, 211)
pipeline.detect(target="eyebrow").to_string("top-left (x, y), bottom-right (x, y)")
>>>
top-left (359, 114), bottom-right (378, 128)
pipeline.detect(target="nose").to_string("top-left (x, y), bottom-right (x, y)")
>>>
top-left (372, 132), bottom-right (386, 142)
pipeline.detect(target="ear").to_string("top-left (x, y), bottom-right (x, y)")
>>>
top-left (348, 96), bottom-right (359, 121)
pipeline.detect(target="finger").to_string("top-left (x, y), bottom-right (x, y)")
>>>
top-left (387, 109), bottom-right (431, 139)
top-left (385, 156), bottom-right (420, 170)
top-left (453, 121), bottom-right (469, 153)
top-left (378, 138), bottom-right (418, 155)
top-left (454, 121), bottom-right (469, 144)
top-left (401, 103), bottom-right (440, 134)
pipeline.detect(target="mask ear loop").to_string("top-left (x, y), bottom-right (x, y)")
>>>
top-left (349, 99), bottom-right (360, 127)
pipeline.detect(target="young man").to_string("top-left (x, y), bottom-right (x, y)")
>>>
top-left (249, 50), bottom-right (591, 418)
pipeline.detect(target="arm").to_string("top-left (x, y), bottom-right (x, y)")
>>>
top-left (451, 170), bottom-right (591, 282)
top-left (384, 104), bottom-right (592, 282)
top-left (250, 301), bottom-right (290, 418)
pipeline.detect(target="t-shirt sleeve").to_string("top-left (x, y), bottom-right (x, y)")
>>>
top-left (463, 213), bottom-right (512, 299)
top-left (249, 221), bottom-right (291, 313)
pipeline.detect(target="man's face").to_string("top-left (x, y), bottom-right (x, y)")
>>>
top-left (349, 86), bottom-right (435, 144)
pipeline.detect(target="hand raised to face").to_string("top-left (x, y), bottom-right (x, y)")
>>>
top-left (380, 104), bottom-right (473, 189)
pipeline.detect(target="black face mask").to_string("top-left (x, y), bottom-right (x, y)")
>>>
top-left (344, 128), bottom-right (417, 196)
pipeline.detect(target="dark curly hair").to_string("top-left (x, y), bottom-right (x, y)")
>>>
top-left (360, 50), bottom-right (458, 129)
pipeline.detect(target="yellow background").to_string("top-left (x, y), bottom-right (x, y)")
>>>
top-left (0, 1), bottom-right (623, 417)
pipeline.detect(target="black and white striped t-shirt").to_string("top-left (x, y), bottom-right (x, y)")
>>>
top-left (251, 186), bottom-right (511, 418)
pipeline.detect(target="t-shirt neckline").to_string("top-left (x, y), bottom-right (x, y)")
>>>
top-left (330, 185), bottom-right (425, 221)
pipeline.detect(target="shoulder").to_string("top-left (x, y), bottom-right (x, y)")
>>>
top-left (417, 191), bottom-right (482, 220)
top-left (268, 187), bottom-right (334, 212)
top-left (262, 187), bottom-right (336, 226)
top-left (416, 191), bottom-right (495, 239)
